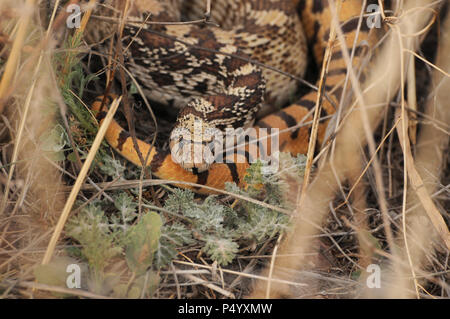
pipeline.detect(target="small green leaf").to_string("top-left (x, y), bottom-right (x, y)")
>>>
top-left (67, 151), bottom-right (78, 162)
top-left (203, 236), bottom-right (238, 266)
top-left (125, 211), bottom-right (162, 274)
top-left (34, 257), bottom-right (87, 296)
top-left (112, 284), bottom-right (129, 298)
top-left (351, 270), bottom-right (362, 280)
top-left (155, 223), bottom-right (194, 268)
top-left (127, 285), bottom-right (142, 299)
top-left (129, 82), bottom-right (138, 95)
top-left (40, 125), bottom-right (67, 153)
top-left (66, 204), bottom-right (121, 273)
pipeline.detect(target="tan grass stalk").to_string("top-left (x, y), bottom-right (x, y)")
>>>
top-left (295, 1), bottom-right (341, 207)
top-left (0, 0), bottom-right (35, 113)
top-left (173, 260), bottom-right (308, 287)
top-left (388, 10), bottom-right (450, 296)
top-left (265, 0), bottom-right (342, 299)
top-left (9, 280), bottom-right (114, 299)
top-left (395, 20), bottom-right (421, 297)
top-left (182, 273), bottom-right (235, 298)
top-left (0, 0), bottom-right (59, 215)
top-left (250, 0), bottom-right (438, 298)
top-left (41, 96), bottom-right (122, 265)
top-left (407, 56), bottom-right (418, 144)
top-left (60, 0), bottom-right (96, 85)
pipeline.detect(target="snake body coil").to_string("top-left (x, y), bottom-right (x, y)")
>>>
top-left (90, 0), bottom-right (376, 194)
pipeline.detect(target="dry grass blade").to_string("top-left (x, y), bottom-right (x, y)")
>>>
top-left (385, 9), bottom-right (450, 296)
top-left (0, 0), bottom-right (60, 215)
top-left (296, 1), bottom-right (341, 207)
top-left (396, 99), bottom-right (450, 250)
top-left (250, 0), bottom-right (442, 298)
top-left (173, 260), bottom-right (308, 287)
top-left (264, 0), bottom-right (340, 299)
top-left (60, 0), bottom-right (97, 84)
top-left (182, 273), bottom-right (235, 298)
top-left (41, 96), bottom-right (122, 265)
top-left (4, 280), bottom-right (114, 299)
top-left (77, 178), bottom-right (291, 214)
top-left (0, 0), bottom-right (35, 113)
top-left (407, 56), bottom-right (418, 144)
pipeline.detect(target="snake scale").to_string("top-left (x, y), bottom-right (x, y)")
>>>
top-left (90, 0), bottom-right (376, 194)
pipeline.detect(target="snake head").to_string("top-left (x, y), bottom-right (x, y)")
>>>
top-left (170, 114), bottom-right (222, 173)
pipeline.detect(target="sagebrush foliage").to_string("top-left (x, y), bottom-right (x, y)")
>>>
top-left (66, 155), bottom-right (307, 284)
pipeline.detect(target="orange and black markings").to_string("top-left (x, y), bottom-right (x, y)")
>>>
top-left (89, 0), bottom-right (378, 194)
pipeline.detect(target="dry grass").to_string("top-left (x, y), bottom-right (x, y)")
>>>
top-left (0, 0), bottom-right (448, 299)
